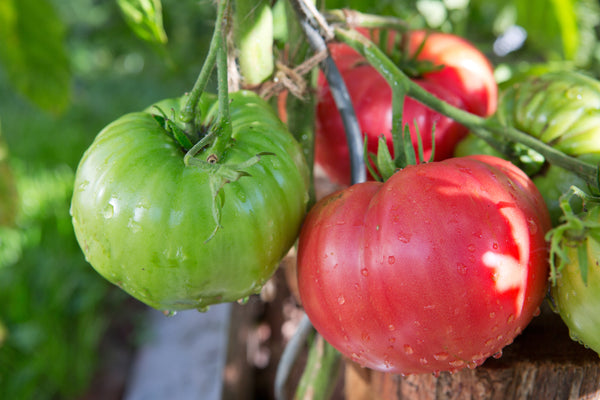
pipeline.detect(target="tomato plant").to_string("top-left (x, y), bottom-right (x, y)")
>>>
top-left (314, 29), bottom-right (497, 185)
top-left (297, 155), bottom-right (550, 375)
top-left (71, 90), bottom-right (310, 312)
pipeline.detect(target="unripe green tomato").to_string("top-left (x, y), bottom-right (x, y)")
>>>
top-left (71, 91), bottom-right (310, 312)
top-left (552, 207), bottom-right (600, 355)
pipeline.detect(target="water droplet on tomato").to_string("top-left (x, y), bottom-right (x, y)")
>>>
top-left (432, 371), bottom-right (441, 378)
top-left (533, 307), bottom-right (541, 317)
top-left (489, 312), bottom-right (496, 319)
top-left (388, 324), bottom-right (396, 331)
top-left (419, 358), bottom-right (428, 365)
top-left (492, 242), bottom-right (499, 250)
top-left (361, 268), bottom-right (369, 277)
top-left (449, 359), bottom-right (464, 368)
top-left (337, 295), bottom-right (346, 305)
top-left (527, 218), bottom-right (538, 234)
top-left (433, 352), bottom-right (449, 361)
top-left (507, 314), bottom-right (515, 324)
top-left (492, 350), bottom-right (503, 359)
top-left (466, 360), bottom-right (478, 369)
top-left (467, 244), bottom-right (476, 252)
top-left (361, 332), bottom-right (370, 342)
top-left (388, 256), bottom-right (395, 265)
top-left (403, 344), bottom-right (414, 355)
top-left (237, 297), bottom-right (250, 305)
top-left (457, 263), bottom-right (468, 275)
top-left (103, 204), bottom-right (115, 219)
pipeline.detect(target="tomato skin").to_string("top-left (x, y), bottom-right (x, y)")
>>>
top-left (552, 207), bottom-right (600, 355)
top-left (315, 29), bottom-right (497, 186)
top-left (71, 91), bottom-right (310, 311)
top-left (297, 155), bottom-right (550, 374)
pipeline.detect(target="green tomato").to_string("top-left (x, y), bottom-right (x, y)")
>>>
top-left (497, 70), bottom-right (600, 156)
top-left (71, 91), bottom-right (310, 312)
top-left (552, 206), bottom-right (600, 355)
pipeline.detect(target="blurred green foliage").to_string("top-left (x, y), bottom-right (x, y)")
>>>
top-left (0, 0), bottom-right (215, 398)
top-left (0, 0), bottom-right (599, 398)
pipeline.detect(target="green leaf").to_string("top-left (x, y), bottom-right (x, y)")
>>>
top-left (514, 0), bottom-right (579, 60)
top-left (0, 0), bottom-right (71, 113)
top-left (116, 0), bottom-right (168, 45)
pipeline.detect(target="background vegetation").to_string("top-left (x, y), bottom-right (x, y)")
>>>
top-left (0, 0), bottom-right (599, 398)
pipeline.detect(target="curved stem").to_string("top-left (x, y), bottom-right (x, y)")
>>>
top-left (333, 26), bottom-right (600, 190)
top-left (274, 314), bottom-right (314, 400)
top-left (179, 0), bottom-right (229, 132)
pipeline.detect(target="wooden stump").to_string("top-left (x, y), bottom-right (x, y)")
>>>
top-left (345, 304), bottom-right (600, 400)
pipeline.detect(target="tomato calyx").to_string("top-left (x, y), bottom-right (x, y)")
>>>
top-left (547, 186), bottom-right (600, 285)
top-left (187, 151), bottom-right (276, 242)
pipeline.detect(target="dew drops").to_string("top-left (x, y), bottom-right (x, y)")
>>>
top-left (527, 218), bottom-right (538, 234)
top-left (103, 203), bottom-right (115, 219)
top-left (361, 268), bottom-right (369, 277)
top-left (419, 358), bottom-right (428, 365)
top-left (197, 305), bottom-right (210, 313)
top-left (337, 295), bottom-right (346, 305)
top-left (403, 344), bottom-right (414, 355)
top-left (457, 263), bottom-right (468, 275)
top-left (388, 256), bottom-right (396, 265)
top-left (163, 310), bottom-right (177, 317)
top-left (398, 233), bottom-right (411, 243)
top-left (467, 244), bottom-right (476, 253)
top-left (449, 359), bottom-right (464, 368)
top-left (489, 312), bottom-right (496, 319)
top-left (533, 307), bottom-right (541, 317)
top-left (492, 350), bottom-right (503, 359)
top-left (466, 360), bottom-right (478, 369)
top-left (237, 296), bottom-right (250, 305)
top-left (507, 314), bottom-right (515, 324)
top-left (492, 242), bottom-right (499, 250)
top-left (388, 324), bottom-right (396, 332)
top-left (433, 352), bottom-right (449, 361)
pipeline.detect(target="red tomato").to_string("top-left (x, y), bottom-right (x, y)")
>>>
top-left (315, 29), bottom-right (497, 186)
top-left (297, 155), bottom-right (550, 375)
top-left (406, 30), bottom-right (498, 118)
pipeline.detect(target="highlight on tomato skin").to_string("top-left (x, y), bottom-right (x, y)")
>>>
top-left (296, 155), bottom-right (551, 375)
top-left (314, 28), bottom-right (498, 186)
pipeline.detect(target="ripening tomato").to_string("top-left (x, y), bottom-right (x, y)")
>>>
top-left (315, 29), bottom-right (497, 185)
top-left (297, 155), bottom-right (550, 375)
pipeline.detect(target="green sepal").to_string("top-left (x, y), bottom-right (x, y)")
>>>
top-left (376, 135), bottom-right (396, 181)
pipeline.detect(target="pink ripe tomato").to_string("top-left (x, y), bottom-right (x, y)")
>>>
top-left (297, 155), bottom-right (550, 375)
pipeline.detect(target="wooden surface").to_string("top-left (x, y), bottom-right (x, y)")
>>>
top-left (345, 304), bottom-right (600, 400)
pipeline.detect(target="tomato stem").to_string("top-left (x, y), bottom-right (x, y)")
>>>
top-left (333, 26), bottom-right (600, 190)
top-left (324, 9), bottom-right (411, 31)
top-left (179, 0), bottom-right (229, 136)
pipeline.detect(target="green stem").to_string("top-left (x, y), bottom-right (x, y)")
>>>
top-left (234, 0), bottom-right (274, 86)
top-left (179, 0), bottom-right (229, 132)
top-left (333, 26), bottom-right (600, 190)
top-left (324, 9), bottom-right (410, 31)
top-left (204, 21), bottom-right (233, 162)
top-left (294, 334), bottom-right (342, 400)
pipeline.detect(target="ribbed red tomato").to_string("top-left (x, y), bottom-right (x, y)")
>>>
top-left (315, 29), bottom-right (497, 185)
top-left (297, 155), bottom-right (550, 375)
